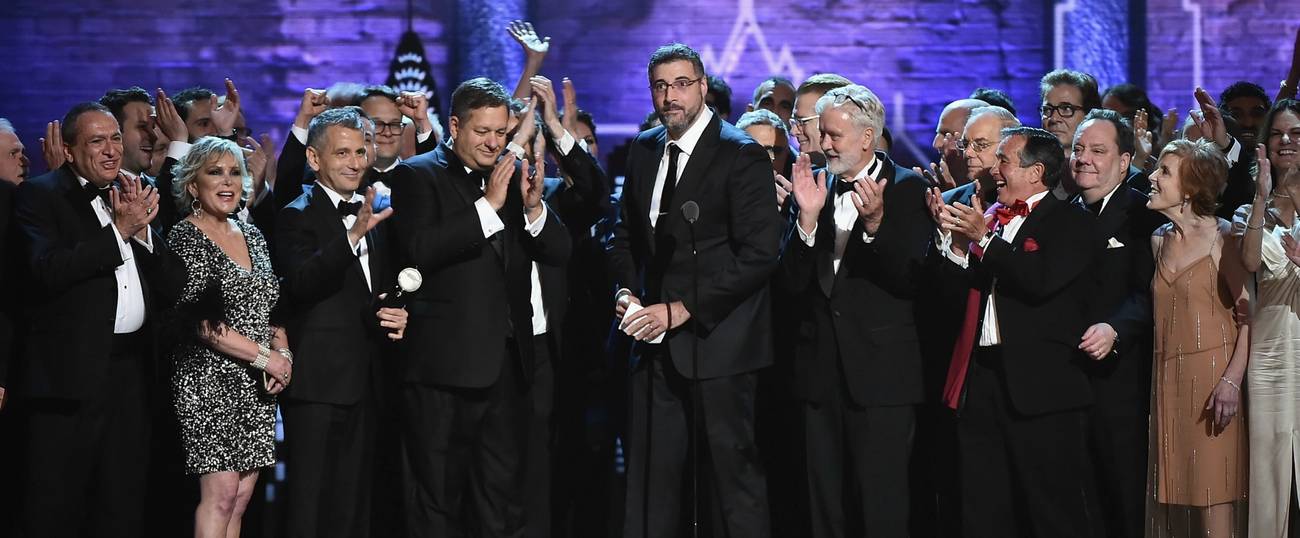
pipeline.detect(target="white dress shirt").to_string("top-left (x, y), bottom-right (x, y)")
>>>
top-left (649, 108), bottom-right (713, 230)
top-left (795, 156), bottom-right (884, 295)
top-left (938, 190), bottom-right (1050, 346)
top-left (316, 182), bottom-right (373, 291)
top-left (77, 176), bottom-right (152, 334)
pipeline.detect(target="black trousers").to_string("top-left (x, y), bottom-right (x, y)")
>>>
top-left (402, 341), bottom-right (529, 538)
top-left (803, 387), bottom-right (915, 538)
top-left (524, 333), bottom-right (555, 538)
top-left (958, 347), bottom-right (1097, 538)
top-left (282, 395), bottom-right (375, 538)
top-left (21, 337), bottom-right (150, 537)
top-left (623, 349), bottom-right (770, 538)
top-left (1087, 391), bottom-right (1148, 538)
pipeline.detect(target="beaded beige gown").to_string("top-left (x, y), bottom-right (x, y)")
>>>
top-left (1148, 226), bottom-right (1247, 537)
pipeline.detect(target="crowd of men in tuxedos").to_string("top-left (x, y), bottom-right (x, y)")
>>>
top-left (1, 22), bottom-right (1299, 538)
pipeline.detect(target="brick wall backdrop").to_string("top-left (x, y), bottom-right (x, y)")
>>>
top-left (0, 0), bottom-right (1295, 173)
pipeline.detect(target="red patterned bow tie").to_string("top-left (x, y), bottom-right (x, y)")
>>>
top-left (993, 199), bottom-right (1030, 226)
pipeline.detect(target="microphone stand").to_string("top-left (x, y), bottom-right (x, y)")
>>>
top-left (682, 201), bottom-right (701, 538)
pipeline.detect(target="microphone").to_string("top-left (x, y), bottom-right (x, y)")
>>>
top-left (379, 267), bottom-right (423, 309)
top-left (681, 200), bottom-right (700, 224)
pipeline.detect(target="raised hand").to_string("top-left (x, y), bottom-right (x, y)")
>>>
top-left (484, 153), bottom-right (515, 211)
top-left (156, 89), bottom-right (190, 143)
top-left (1191, 87), bottom-right (1229, 149)
top-left (925, 186), bottom-right (946, 227)
top-left (850, 177), bottom-right (888, 235)
top-left (242, 136), bottom-right (270, 199)
top-left (774, 172), bottom-right (792, 209)
top-left (294, 88), bottom-right (328, 129)
top-left (561, 77), bottom-right (580, 135)
top-left (258, 133), bottom-right (278, 192)
top-left (398, 91), bottom-right (435, 134)
top-left (1256, 144), bottom-right (1273, 198)
top-left (529, 76), bottom-right (565, 135)
top-left (507, 20), bottom-right (550, 62)
top-left (1159, 107), bottom-right (1179, 149)
top-left (347, 187), bottom-right (394, 246)
top-left (209, 78), bottom-right (241, 136)
top-left (940, 195), bottom-right (987, 247)
top-left (790, 153), bottom-right (826, 233)
top-left (510, 98), bottom-right (539, 149)
top-left (1134, 109), bottom-right (1153, 170)
top-left (39, 120), bottom-right (65, 170)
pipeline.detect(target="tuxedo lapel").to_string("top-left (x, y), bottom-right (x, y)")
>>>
top-left (640, 129), bottom-right (668, 256)
top-left (1015, 194), bottom-right (1058, 248)
top-left (308, 184), bottom-right (373, 288)
top-left (58, 168), bottom-right (105, 235)
top-left (439, 145), bottom-right (485, 208)
top-left (667, 116), bottom-right (721, 224)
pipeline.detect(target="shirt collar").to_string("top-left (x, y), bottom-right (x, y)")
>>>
top-left (847, 154), bottom-right (883, 182)
top-left (1025, 190), bottom-right (1050, 207)
top-left (1087, 182), bottom-right (1124, 214)
top-left (667, 107), bottom-right (714, 157)
top-left (374, 157), bottom-right (402, 174)
top-left (315, 181), bottom-right (363, 208)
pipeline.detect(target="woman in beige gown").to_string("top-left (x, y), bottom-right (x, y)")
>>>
top-left (1236, 100), bottom-right (1300, 537)
top-left (1147, 139), bottom-right (1251, 537)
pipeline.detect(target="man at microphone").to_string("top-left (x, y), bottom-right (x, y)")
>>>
top-left (611, 43), bottom-right (784, 538)
top-left (273, 107), bottom-right (409, 538)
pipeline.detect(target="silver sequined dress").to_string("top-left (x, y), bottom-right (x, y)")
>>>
top-left (168, 219), bottom-right (279, 475)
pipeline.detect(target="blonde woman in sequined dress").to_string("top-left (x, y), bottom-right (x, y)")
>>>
top-left (1235, 100), bottom-right (1300, 538)
top-left (1147, 139), bottom-right (1251, 537)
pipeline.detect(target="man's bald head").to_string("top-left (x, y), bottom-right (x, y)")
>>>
top-left (934, 98), bottom-right (989, 152)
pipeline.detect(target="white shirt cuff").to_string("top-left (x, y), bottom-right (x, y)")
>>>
top-left (474, 197), bottom-right (506, 238)
top-left (556, 130), bottom-right (577, 156)
top-left (1224, 136), bottom-right (1242, 166)
top-left (524, 203), bottom-right (548, 237)
top-left (577, 138), bottom-right (590, 154)
top-left (506, 142), bottom-right (527, 161)
top-left (796, 221), bottom-right (817, 247)
top-left (166, 141), bottom-right (192, 161)
top-left (978, 231), bottom-right (995, 250)
top-left (133, 231), bottom-right (154, 253)
top-left (936, 229), bottom-right (969, 268)
top-left (291, 125), bottom-right (308, 146)
top-left (416, 128), bottom-right (433, 144)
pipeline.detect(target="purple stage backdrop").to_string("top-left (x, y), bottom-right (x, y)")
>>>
top-left (0, 0), bottom-right (1296, 173)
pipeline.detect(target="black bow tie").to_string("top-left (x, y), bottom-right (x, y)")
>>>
top-left (835, 179), bottom-right (857, 196)
top-left (82, 181), bottom-right (112, 205)
top-left (337, 200), bottom-right (363, 217)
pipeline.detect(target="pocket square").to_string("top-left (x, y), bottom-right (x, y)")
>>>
top-left (1107, 237), bottom-right (1125, 249)
top-left (1022, 238), bottom-right (1039, 252)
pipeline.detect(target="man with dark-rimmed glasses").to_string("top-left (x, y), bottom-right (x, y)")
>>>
top-left (610, 42), bottom-right (783, 538)
top-left (1039, 69), bottom-right (1102, 198)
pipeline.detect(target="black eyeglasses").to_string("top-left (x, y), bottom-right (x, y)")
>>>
top-left (650, 77), bottom-right (704, 94)
top-left (1040, 103), bottom-right (1082, 119)
top-left (375, 121), bottom-right (407, 134)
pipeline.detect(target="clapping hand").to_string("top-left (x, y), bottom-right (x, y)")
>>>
top-left (774, 172), bottom-right (792, 209)
top-left (790, 153), bottom-right (826, 233)
top-left (1134, 109), bottom-right (1154, 170)
top-left (1191, 87), bottom-right (1229, 150)
top-left (939, 195), bottom-right (987, 257)
top-left (561, 77), bottom-right (581, 135)
top-left (156, 89), bottom-right (190, 144)
top-left (110, 173), bottom-right (160, 241)
top-left (850, 177), bottom-right (888, 235)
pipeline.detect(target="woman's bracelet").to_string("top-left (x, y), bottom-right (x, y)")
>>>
top-left (277, 348), bottom-right (293, 365)
top-left (1246, 221), bottom-right (1264, 230)
top-left (252, 344), bottom-right (271, 371)
top-left (1220, 376), bottom-right (1241, 392)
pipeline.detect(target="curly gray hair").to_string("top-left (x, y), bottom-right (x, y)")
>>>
top-left (170, 136), bottom-right (253, 214)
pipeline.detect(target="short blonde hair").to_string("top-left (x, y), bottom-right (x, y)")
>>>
top-left (171, 137), bottom-right (253, 214)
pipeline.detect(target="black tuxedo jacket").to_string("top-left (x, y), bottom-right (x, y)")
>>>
top-left (935, 194), bottom-right (1101, 415)
top-left (0, 180), bottom-right (15, 387)
top-left (538, 141), bottom-right (612, 349)
top-left (274, 185), bottom-right (397, 405)
top-left (12, 166), bottom-right (171, 400)
top-left (779, 154), bottom-right (931, 407)
top-left (388, 144), bottom-right (570, 388)
top-left (1073, 186), bottom-right (1163, 401)
top-left (608, 114), bottom-right (783, 379)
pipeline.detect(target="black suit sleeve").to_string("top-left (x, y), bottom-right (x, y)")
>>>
top-left (15, 185), bottom-right (125, 293)
top-left (389, 163), bottom-right (495, 270)
top-left (152, 157), bottom-right (181, 231)
top-left (274, 206), bottom-right (360, 304)
top-left (415, 132), bottom-right (439, 156)
top-left (1105, 210), bottom-right (1161, 345)
top-left (549, 142), bottom-right (610, 232)
top-left (0, 184), bottom-right (11, 387)
top-left (851, 172), bottom-right (930, 297)
top-left (274, 132), bottom-right (310, 219)
top-left (522, 203), bottom-right (572, 268)
top-left (684, 141), bottom-right (783, 332)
